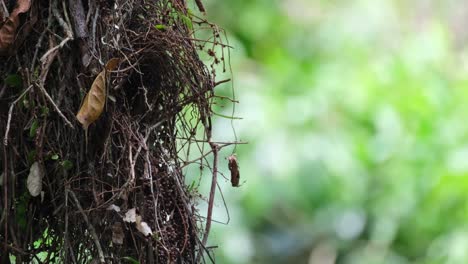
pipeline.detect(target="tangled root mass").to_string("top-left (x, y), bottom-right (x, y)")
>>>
top-left (0, 0), bottom-right (232, 263)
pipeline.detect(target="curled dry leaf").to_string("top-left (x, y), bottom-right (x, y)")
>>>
top-left (0, 17), bottom-right (19, 52)
top-left (228, 154), bottom-right (240, 187)
top-left (11, 0), bottom-right (31, 17)
top-left (76, 71), bottom-right (106, 130)
top-left (76, 58), bottom-right (120, 130)
top-left (105, 57), bottom-right (120, 71)
top-left (27, 162), bottom-right (44, 197)
top-left (0, 0), bottom-right (31, 54)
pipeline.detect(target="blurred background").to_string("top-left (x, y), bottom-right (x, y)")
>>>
top-left (188, 0), bottom-right (468, 263)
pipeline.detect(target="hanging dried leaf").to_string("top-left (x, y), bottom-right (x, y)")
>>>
top-left (76, 70), bottom-right (106, 129)
top-left (105, 58), bottom-right (120, 71)
top-left (11, 0), bottom-right (31, 17)
top-left (0, 0), bottom-right (31, 54)
top-left (228, 154), bottom-right (240, 187)
top-left (27, 162), bottom-right (44, 197)
top-left (76, 58), bottom-right (120, 129)
top-left (0, 17), bottom-right (19, 52)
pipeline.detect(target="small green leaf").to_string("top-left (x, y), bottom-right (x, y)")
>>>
top-left (51, 154), bottom-right (59, 160)
top-left (180, 14), bottom-right (193, 30)
top-left (29, 120), bottom-right (39, 138)
top-left (33, 67), bottom-right (39, 79)
top-left (40, 106), bottom-right (49, 117)
top-left (137, 14), bottom-right (145, 20)
top-left (122, 257), bottom-right (140, 264)
top-left (187, 180), bottom-right (196, 192)
top-left (4, 74), bottom-right (22, 88)
top-left (61, 160), bottom-right (73, 170)
top-left (154, 24), bottom-right (166, 30)
top-left (187, 8), bottom-right (194, 16)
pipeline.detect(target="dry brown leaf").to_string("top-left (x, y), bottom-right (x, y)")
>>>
top-left (76, 70), bottom-right (106, 129)
top-left (76, 58), bottom-right (120, 130)
top-left (0, 17), bottom-right (19, 52)
top-left (228, 154), bottom-right (240, 187)
top-left (0, 0), bottom-right (31, 54)
top-left (11, 0), bottom-right (31, 17)
top-left (105, 58), bottom-right (120, 71)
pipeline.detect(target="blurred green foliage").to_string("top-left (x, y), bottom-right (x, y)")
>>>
top-left (191, 0), bottom-right (468, 263)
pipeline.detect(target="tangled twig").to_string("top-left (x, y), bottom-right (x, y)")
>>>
top-left (0, 0), bottom-right (237, 262)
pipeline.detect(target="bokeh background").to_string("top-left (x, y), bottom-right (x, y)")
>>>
top-left (188, 0), bottom-right (468, 263)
